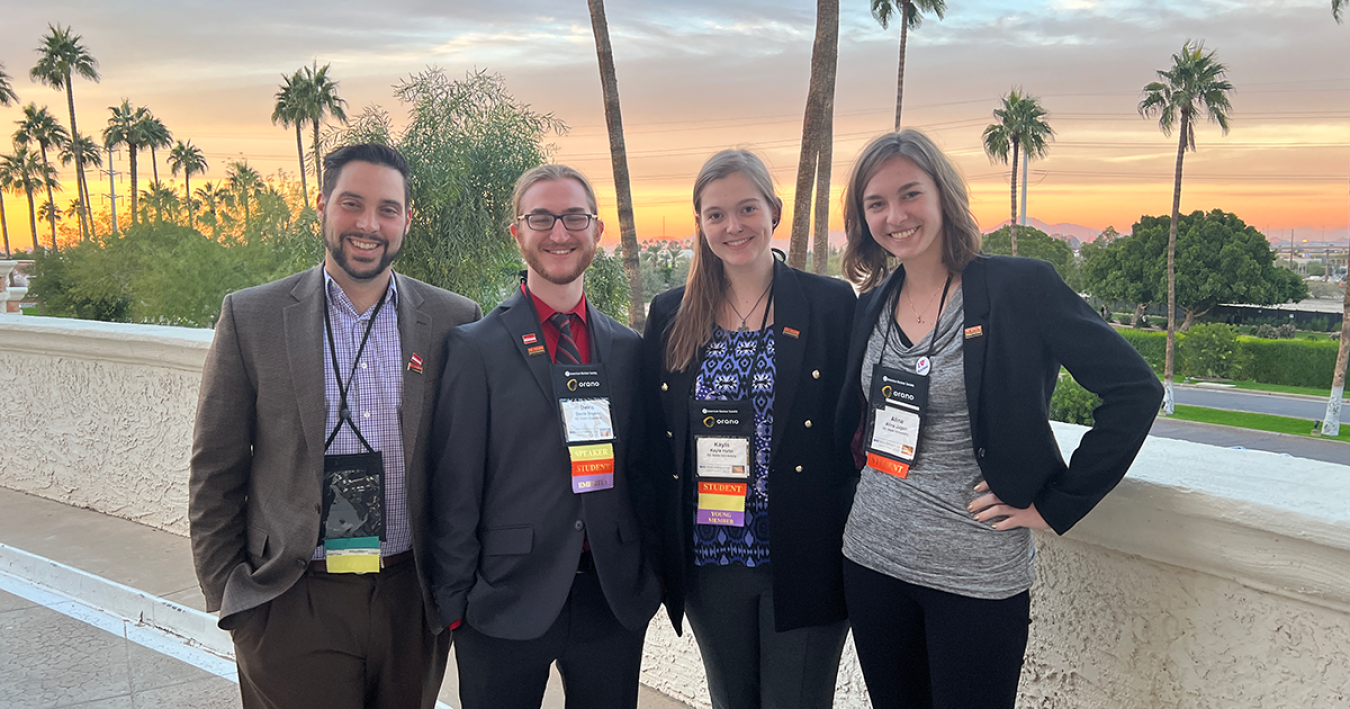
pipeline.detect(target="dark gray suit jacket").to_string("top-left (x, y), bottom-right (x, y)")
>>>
top-left (189, 265), bottom-right (481, 629)
top-left (427, 289), bottom-right (661, 641)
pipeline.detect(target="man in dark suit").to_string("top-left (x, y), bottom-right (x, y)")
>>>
top-left (189, 143), bottom-right (481, 709)
top-left (428, 164), bottom-right (661, 709)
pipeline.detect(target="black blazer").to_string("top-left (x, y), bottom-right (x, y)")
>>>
top-left (427, 290), bottom-right (661, 640)
top-left (836, 256), bottom-right (1162, 535)
top-left (643, 260), bottom-right (858, 634)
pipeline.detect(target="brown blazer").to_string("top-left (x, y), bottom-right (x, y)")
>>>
top-left (189, 265), bottom-right (481, 629)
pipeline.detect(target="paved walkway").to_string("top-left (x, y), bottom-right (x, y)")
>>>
top-left (0, 487), bottom-right (690, 709)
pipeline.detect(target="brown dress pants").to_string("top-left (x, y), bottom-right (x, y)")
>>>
top-left (230, 559), bottom-right (451, 709)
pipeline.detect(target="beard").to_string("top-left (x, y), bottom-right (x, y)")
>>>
top-left (322, 214), bottom-right (402, 282)
top-left (521, 239), bottom-right (596, 286)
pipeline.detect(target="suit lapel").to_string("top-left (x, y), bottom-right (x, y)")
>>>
top-left (499, 290), bottom-right (555, 404)
top-left (396, 275), bottom-right (430, 467)
top-left (586, 300), bottom-right (614, 365)
top-left (768, 261), bottom-right (806, 462)
top-left (284, 266), bottom-right (327, 476)
top-left (961, 258), bottom-right (990, 438)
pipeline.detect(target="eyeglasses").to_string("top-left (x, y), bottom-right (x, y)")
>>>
top-left (517, 212), bottom-right (597, 232)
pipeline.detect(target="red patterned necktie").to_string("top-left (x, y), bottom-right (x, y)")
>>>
top-left (548, 312), bottom-right (582, 364)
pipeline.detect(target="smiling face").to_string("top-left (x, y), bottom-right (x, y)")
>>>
top-left (510, 177), bottom-right (603, 286)
top-left (696, 171), bottom-right (779, 271)
top-left (318, 160), bottom-right (409, 284)
top-left (862, 155), bottom-right (945, 267)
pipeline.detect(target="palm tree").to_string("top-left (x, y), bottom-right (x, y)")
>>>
top-left (0, 147), bottom-right (57, 252)
top-left (140, 181), bottom-right (181, 224)
top-left (15, 104), bottom-right (71, 249)
top-left (138, 112), bottom-right (172, 184)
top-left (1139, 40), bottom-right (1233, 415)
top-left (104, 100), bottom-right (151, 225)
top-left (0, 160), bottom-right (13, 257)
top-left (168, 140), bottom-right (207, 225)
top-left (194, 181), bottom-right (234, 241)
top-left (870, 0), bottom-right (945, 130)
top-left (227, 161), bottom-right (263, 237)
top-left (299, 62), bottom-right (348, 190)
top-left (788, 0), bottom-right (840, 271)
top-left (38, 200), bottom-right (62, 230)
top-left (59, 133), bottom-right (102, 240)
top-left (982, 87), bottom-right (1054, 257)
top-left (0, 63), bottom-right (18, 107)
top-left (1324, 0), bottom-right (1349, 435)
top-left (29, 24), bottom-right (100, 240)
top-left (272, 70), bottom-right (311, 209)
top-left (586, 0), bottom-right (645, 329)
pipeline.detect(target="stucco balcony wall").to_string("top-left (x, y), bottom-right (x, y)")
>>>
top-left (1, 315), bottom-right (1347, 708)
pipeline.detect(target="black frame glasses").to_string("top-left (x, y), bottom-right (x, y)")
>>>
top-left (517, 212), bottom-right (598, 232)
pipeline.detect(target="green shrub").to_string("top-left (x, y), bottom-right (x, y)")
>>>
top-left (1117, 329), bottom-right (1168, 373)
top-left (1179, 323), bottom-right (1249, 379)
top-left (1050, 373), bottom-right (1101, 425)
top-left (1253, 324), bottom-right (1280, 339)
top-left (1239, 337), bottom-right (1341, 388)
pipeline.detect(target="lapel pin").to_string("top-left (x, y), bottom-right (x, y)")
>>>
top-left (408, 353), bottom-right (424, 373)
top-left (783, 327), bottom-right (800, 339)
top-left (522, 333), bottom-right (538, 345)
top-left (964, 325), bottom-right (984, 339)
top-left (527, 345), bottom-right (547, 357)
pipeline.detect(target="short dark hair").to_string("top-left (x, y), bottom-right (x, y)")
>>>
top-left (322, 143), bottom-right (412, 207)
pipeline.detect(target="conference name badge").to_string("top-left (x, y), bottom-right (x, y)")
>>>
top-left (864, 364), bottom-right (930, 480)
top-left (697, 481), bottom-right (747, 526)
top-left (569, 442), bottom-right (615, 493)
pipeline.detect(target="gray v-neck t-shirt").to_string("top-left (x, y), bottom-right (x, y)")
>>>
top-left (843, 286), bottom-right (1034, 600)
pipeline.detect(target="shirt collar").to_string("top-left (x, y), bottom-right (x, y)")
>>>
top-left (323, 267), bottom-right (398, 317)
top-left (522, 282), bottom-right (588, 325)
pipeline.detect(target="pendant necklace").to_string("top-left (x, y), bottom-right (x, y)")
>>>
top-left (905, 279), bottom-right (946, 324)
top-left (727, 280), bottom-right (773, 332)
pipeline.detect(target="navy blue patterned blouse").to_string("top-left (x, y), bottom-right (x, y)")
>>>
top-left (693, 325), bottom-right (775, 566)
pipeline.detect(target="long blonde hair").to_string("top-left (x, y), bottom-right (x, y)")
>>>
top-left (840, 130), bottom-right (982, 292)
top-left (664, 150), bottom-right (782, 372)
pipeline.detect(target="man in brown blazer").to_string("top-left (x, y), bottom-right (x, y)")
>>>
top-left (189, 143), bottom-right (481, 709)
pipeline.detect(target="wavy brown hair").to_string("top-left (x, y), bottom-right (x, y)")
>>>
top-left (664, 150), bottom-right (782, 372)
top-left (841, 130), bottom-right (982, 292)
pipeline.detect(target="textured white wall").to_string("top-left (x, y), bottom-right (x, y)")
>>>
top-left (2, 316), bottom-right (1348, 708)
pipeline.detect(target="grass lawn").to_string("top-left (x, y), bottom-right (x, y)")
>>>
top-left (1222, 380), bottom-right (1343, 398)
top-left (1168, 405), bottom-right (1350, 443)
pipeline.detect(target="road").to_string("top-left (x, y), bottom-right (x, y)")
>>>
top-left (1148, 417), bottom-right (1349, 465)
top-left (1173, 385), bottom-right (1342, 421)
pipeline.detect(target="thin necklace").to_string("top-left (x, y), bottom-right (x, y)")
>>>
top-left (727, 279), bottom-right (773, 332)
top-left (905, 279), bottom-right (946, 324)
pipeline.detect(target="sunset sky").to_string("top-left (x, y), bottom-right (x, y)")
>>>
top-left (2, 0), bottom-right (1347, 250)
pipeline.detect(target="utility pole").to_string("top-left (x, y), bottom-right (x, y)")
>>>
top-left (106, 147), bottom-right (118, 234)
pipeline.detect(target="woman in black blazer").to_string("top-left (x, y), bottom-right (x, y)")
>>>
top-left (642, 150), bottom-right (857, 709)
top-left (833, 131), bottom-right (1162, 708)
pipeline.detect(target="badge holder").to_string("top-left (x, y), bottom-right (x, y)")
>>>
top-left (690, 400), bottom-right (755, 526)
top-left (552, 364), bottom-right (617, 494)
top-left (320, 289), bottom-right (388, 573)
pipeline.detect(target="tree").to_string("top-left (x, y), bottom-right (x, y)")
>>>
top-left (299, 62), bottom-right (348, 190)
top-left (15, 104), bottom-right (70, 249)
top-left (1139, 40), bottom-right (1233, 414)
top-left (140, 181), bottom-right (181, 224)
top-left (0, 63), bottom-right (18, 107)
top-left (194, 181), bottom-right (233, 241)
top-left (30, 24), bottom-right (100, 240)
top-left (788, 0), bottom-right (840, 272)
top-left (1325, 0), bottom-right (1350, 436)
top-left (333, 68), bottom-right (565, 311)
top-left (169, 140), bottom-right (207, 224)
top-left (982, 87), bottom-right (1054, 257)
top-left (870, 0), bottom-right (945, 130)
top-left (104, 100), bottom-right (151, 225)
top-left (137, 112), bottom-right (172, 184)
top-left (226, 161), bottom-right (263, 238)
top-left (59, 132), bottom-right (102, 240)
top-left (586, 0), bottom-right (646, 330)
top-left (1082, 210), bottom-right (1303, 331)
top-left (0, 146), bottom-right (57, 252)
top-left (981, 224), bottom-right (1074, 280)
top-left (272, 70), bottom-right (311, 209)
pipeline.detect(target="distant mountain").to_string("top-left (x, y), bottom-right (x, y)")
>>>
top-left (986, 218), bottom-right (1103, 243)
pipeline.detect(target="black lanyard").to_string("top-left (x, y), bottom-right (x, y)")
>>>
top-left (882, 273), bottom-right (952, 368)
top-left (323, 283), bottom-right (389, 452)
